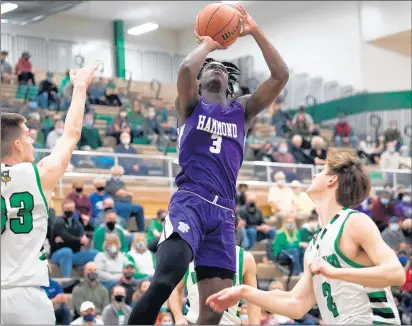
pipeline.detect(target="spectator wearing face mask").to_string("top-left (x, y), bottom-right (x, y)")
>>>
top-left (50, 200), bottom-right (99, 277)
top-left (58, 69), bottom-right (71, 97)
top-left (158, 312), bottom-right (174, 326)
top-left (371, 191), bottom-right (396, 231)
top-left (384, 120), bottom-right (402, 149)
top-left (357, 135), bottom-right (381, 164)
top-left (289, 135), bottom-right (314, 164)
top-left (396, 192), bottom-right (412, 220)
top-left (268, 171), bottom-right (296, 214)
top-left (105, 165), bottom-right (145, 231)
top-left (93, 210), bottom-right (129, 253)
top-left (89, 178), bottom-right (111, 222)
top-left (96, 197), bottom-right (117, 226)
top-left (298, 215), bottom-right (320, 250)
top-left (88, 77), bottom-right (107, 105)
top-left (115, 132), bottom-right (147, 176)
top-left (71, 301), bottom-right (104, 325)
top-left (102, 285), bottom-right (131, 325)
top-left (401, 219), bottom-right (412, 246)
top-left (238, 194), bottom-right (276, 250)
top-left (399, 145), bottom-right (411, 169)
top-left (46, 119), bottom-right (64, 149)
top-left (273, 141), bottom-right (295, 165)
top-left (112, 111), bottom-right (131, 144)
top-left (78, 114), bottom-right (103, 150)
top-left (290, 180), bottom-right (315, 219)
top-left (334, 113), bottom-right (358, 148)
top-left (94, 234), bottom-right (128, 290)
top-left (15, 51), bottom-right (35, 85)
top-left (380, 141), bottom-right (401, 169)
top-left (273, 213), bottom-right (303, 275)
top-left (381, 217), bottom-right (406, 251)
top-left (38, 71), bottom-right (58, 109)
top-left (310, 136), bottom-right (328, 165)
top-left (236, 183), bottom-right (248, 207)
top-left (105, 79), bottom-right (122, 106)
top-left (128, 99), bottom-right (148, 139)
top-left (127, 233), bottom-right (156, 280)
top-left (117, 262), bottom-right (138, 306)
top-left (147, 209), bottom-right (166, 253)
top-left (72, 262), bottom-right (109, 318)
top-left (131, 279), bottom-right (151, 307)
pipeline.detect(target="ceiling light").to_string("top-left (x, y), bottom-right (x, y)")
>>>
top-left (127, 23), bottom-right (159, 36)
top-left (1, 3), bottom-right (18, 15)
top-left (1, 19), bottom-right (9, 24)
top-left (221, 1), bottom-right (242, 4)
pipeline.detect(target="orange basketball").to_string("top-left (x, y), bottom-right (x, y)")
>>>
top-left (195, 3), bottom-right (242, 47)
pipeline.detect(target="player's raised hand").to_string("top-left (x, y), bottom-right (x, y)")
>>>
top-left (235, 3), bottom-right (258, 37)
top-left (70, 61), bottom-right (100, 88)
top-left (194, 31), bottom-right (227, 51)
top-left (309, 258), bottom-right (338, 279)
top-left (206, 286), bottom-right (243, 312)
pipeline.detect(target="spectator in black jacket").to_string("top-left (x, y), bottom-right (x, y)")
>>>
top-left (50, 199), bottom-right (99, 278)
top-left (290, 135), bottom-right (314, 164)
top-left (38, 71), bottom-right (58, 109)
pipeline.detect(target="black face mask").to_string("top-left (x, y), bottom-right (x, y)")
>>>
top-left (248, 202), bottom-right (256, 212)
top-left (104, 206), bottom-right (114, 212)
top-left (124, 271), bottom-right (134, 280)
top-left (75, 187), bottom-right (83, 194)
top-left (106, 221), bottom-right (115, 231)
top-left (397, 193), bottom-right (404, 201)
top-left (96, 186), bottom-right (105, 192)
top-left (114, 295), bottom-right (125, 303)
top-left (63, 211), bottom-right (73, 218)
top-left (87, 272), bottom-right (98, 282)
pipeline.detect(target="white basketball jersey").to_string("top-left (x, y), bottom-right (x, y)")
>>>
top-left (1, 163), bottom-right (49, 288)
top-left (305, 208), bottom-right (400, 325)
top-left (184, 246), bottom-right (244, 325)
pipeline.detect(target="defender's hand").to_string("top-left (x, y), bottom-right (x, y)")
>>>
top-left (309, 258), bottom-right (339, 279)
top-left (206, 286), bottom-right (243, 312)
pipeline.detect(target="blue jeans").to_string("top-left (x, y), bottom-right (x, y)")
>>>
top-left (244, 227), bottom-right (276, 250)
top-left (334, 135), bottom-right (358, 148)
top-left (114, 201), bottom-right (145, 231)
top-left (280, 247), bottom-right (303, 274)
top-left (51, 247), bottom-right (99, 277)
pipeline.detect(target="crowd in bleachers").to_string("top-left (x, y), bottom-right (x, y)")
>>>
top-left (1, 50), bottom-right (411, 325)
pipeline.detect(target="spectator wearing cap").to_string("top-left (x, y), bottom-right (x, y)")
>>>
top-left (102, 285), bottom-right (132, 325)
top-left (334, 113), bottom-right (358, 148)
top-left (15, 51), bottom-right (35, 85)
top-left (117, 262), bottom-right (139, 305)
top-left (381, 217), bottom-right (406, 252)
top-left (38, 71), bottom-right (58, 109)
top-left (290, 180), bottom-right (315, 219)
top-left (372, 191), bottom-right (397, 231)
top-left (146, 209), bottom-right (166, 252)
top-left (72, 262), bottom-right (109, 318)
top-left (94, 234), bottom-right (129, 290)
top-left (1, 50), bottom-right (15, 83)
top-left (268, 171), bottom-right (296, 214)
top-left (93, 210), bottom-right (129, 253)
top-left (70, 301), bottom-right (104, 325)
top-left (127, 233), bottom-right (156, 280)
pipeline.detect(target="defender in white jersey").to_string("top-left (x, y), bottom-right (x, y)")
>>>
top-left (207, 151), bottom-right (405, 325)
top-left (1, 63), bottom-right (98, 325)
top-left (169, 246), bottom-right (261, 325)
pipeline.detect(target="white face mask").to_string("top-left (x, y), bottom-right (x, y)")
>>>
top-left (120, 112), bottom-right (127, 118)
top-left (121, 138), bottom-right (130, 145)
top-left (55, 128), bottom-right (64, 134)
top-left (277, 179), bottom-right (286, 186)
top-left (307, 222), bottom-right (318, 232)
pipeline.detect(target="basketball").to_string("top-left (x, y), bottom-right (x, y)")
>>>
top-left (195, 3), bottom-right (242, 47)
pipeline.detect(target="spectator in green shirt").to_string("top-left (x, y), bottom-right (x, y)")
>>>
top-left (147, 209), bottom-right (166, 253)
top-left (58, 69), bottom-right (71, 97)
top-left (93, 210), bottom-right (129, 253)
top-left (128, 99), bottom-right (148, 139)
top-left (298, 214), bottom-right (320, 249)
top-left (78, 113), bottom-right (103, 150)
top-left (273, 213), bottom-right (303, 275)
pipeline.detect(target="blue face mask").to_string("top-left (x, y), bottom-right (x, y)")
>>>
top-left (83, 314), bottom-right (95, 322)
top-left (390, 224), bottom-right (400, 232)
top-left (277, 179), bottom-right (286, 186)
top-left (84, 120), bottom-right (93, 128)
top-left (29, 101), bottom-right (38, 109)
top-left (278, 147), bottom-right (287, 154)
top-left (388, 147), bottom-right (396, 153)
top-left (402, 151), bottom-right (409, 158)
top-left (380, 198), bottom-right (389, 206)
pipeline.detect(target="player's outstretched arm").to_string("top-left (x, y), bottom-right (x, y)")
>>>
top-left (37, 63), bottom-right (99, 198)
top-left (176, 34), bottom-right (225, 124)
top-left (310, 212), bottom-right (406, 288)
top-left (242, 251), bottom-right (261, 325)
top-left (168, 278), bottom-right (188, 325)
top-left (235, 4), bottom-right (289, 124)
top-left (207, 260), bottom-right (316, 320)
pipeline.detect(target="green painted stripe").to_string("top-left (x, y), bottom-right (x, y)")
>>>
top-left (238, 247), bottom-right (244, 285)
top-left (32, 163), bottom-right (49, 214)
top-left (334, 210), bottom-right (366, 268)
top-left (39, 252), bottom-right (47, 261)
top-left (368, 291), bottom-right (387, 298)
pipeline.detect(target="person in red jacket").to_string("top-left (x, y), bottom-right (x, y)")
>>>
top-left (15, 51), bottom-right (35, 85)
top-left (334, 113), bottom-right (358, 148)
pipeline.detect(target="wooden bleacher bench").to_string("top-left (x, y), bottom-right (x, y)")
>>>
top-left (256, 263), bottom-right (283, 279)
top-left (251, 251), bottom-right (266, 264)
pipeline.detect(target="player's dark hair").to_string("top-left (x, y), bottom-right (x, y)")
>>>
top-left (198, 58), bottom-right (240, 97)
top-left (326, 150), bottom-right (371, 208)
top-left (1, 113), bottom-right (26, 157)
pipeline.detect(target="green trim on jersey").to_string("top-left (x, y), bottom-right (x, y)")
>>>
top-left (31, 163), bottom-right (49, 214)
top-left (183, 269), bottom-right (189, 287)
top-left (238, 248), bottom-right (244, 285)
top-left (334, 210), bottom-right (366, 268)
top-left (372, 321), bottom-right (395, 325)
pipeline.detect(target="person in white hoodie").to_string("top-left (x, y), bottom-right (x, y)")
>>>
top-left (94, 234), bottom-right (128, 291)
top-left (71, 301), bottom-right (104, 325)
top-left (126, 233), bottom-right (155, 280)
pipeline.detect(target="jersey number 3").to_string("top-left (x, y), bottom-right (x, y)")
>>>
top-left (322, 282), bottom-right (339, 317)
top-left (1, 192), bottom-right (34, 235)
top-left (209, 134), bottom-right (222, 154)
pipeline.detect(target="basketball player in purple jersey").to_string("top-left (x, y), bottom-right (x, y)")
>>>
top-left (128, 4), bottom-right (289, 325)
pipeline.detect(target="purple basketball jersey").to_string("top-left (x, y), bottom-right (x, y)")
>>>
top-left (176, 97), bottom-right (246, 200)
